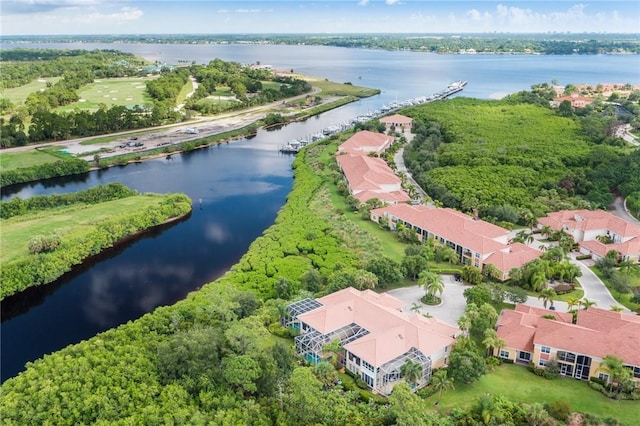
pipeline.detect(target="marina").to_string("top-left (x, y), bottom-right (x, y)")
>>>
top-left (279, 81), bottom-right (467, 153)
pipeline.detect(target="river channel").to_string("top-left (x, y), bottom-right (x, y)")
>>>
top-left (1, 44), bottom-right (639, 382)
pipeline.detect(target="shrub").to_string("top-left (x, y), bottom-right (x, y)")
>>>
top-left (28, 234), bottom-right (61, 254)
top-left (543, 359), bottom-right (560, 379)
top-left (545, 399), bottom-right (571, 422)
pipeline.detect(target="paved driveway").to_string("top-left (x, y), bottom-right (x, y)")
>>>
top-left (386, 275), bottom-right (467, 325)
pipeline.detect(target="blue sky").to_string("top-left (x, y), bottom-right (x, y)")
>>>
top-left (1, 1), bottom-right (639, 35)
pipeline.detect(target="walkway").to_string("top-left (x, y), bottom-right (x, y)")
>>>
top-left (394, 139), bottom-right (433, 205)
top-left (609, 196), bottom-right (640, 226)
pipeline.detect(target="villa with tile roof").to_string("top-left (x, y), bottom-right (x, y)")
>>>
top-left (538, 209), bottom-right (640, 263)
top-left (337, 130), bottom-right (394, 156)
top-left (336, 153), bottom-right (410, 205)
top-left (495, 304), bottom-right (640, 384)
top-left (379, 114), bottom-right (413, 134)
top-left (284, 287), bottom-right (459, 395)
top-left (371, 204), bottom-right (542, 280)
top-left (550, 93), bottom-right (594, 109)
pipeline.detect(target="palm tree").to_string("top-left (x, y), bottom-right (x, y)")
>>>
top-left (313, 362), bottom-right (338, 388)
top-left (419, 270), bottom-right (444, 303)
top-left (457, 314), bottom-right (471, 336)
top-left (581, 298), bottom-right (597, 310)
top-left (540, 225), bottom-right (553, 239)
top-left (482, 329), bottom-right (506, 358)
top-left (537, 288), bottom-right (557, 309)
top-left (597, 354), bottom-right (632, 396)
top-left (618, 258), bottom-right (637, 274)
top-left (483, 264), bottom-right (502, 282)
top-left (322, 339), bottom-right (343, 369)
top-left (566, 296), bottom-right (582, 312)
top-left (430, 369), bottom-right (454, 405)
top-left (399, 359), bottom-right (422, 388)
top-left (610, 305), bottom-right (624, 312)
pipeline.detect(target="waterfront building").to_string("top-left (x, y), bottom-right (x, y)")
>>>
top-left (283, 287), bottom-right (459, 395)
top-left (379, 114), bottom-right (413, 134)
top-left (337, 130), bottom-right (394, 156)
top-left (371, 204), bottom-right (542, 279)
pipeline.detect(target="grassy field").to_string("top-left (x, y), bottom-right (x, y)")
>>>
top-left (306, 77), bottom-right (380, 97)
top-left (1, 77), bottom-right (62, 105)
top-left (0, 148), bottom-right (68, 171)
top-left (1, 195), bottom-right (170, 263)
top-left (425, 364), bottom-right (639, 425)
top-left (175, 79), bottom-right (194, 106)
top-left (55, 77), bottom-right (154, 112)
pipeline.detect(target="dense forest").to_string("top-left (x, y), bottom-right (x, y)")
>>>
top-left (402, 89), bottom-right (640, 225)
top-left (4, 33), bottom-right (640, 54)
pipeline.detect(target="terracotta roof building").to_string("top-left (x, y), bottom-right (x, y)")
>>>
top-left (538, 209), bottom-right (640, 263)
top-left (336, 153), bottom-right (410, 205)
top-left (379, 114), bottom-right (413, 134)
top-left (371, 204), bottom-right (542, 279)
top-left (337, 130), bottom-right (394, 156)
top-left (550, 93), bottom-right (594, 108)
top-left (284, 287), bottom-right (459, 395)
top-left (495, 304), bottom-right (640, 384)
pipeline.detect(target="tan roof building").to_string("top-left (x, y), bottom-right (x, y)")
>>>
top-left (338, 130), bottom-right (394, 156)
top-left (379, 114), bottom-right (413, 133)
top-left (496, 304), bottom-right (640, 383)
top-left (550, 93), bottom-right (594, 108)
top-left (285, 287), bottom-right (459, 395)
top-left (371, 204), bottom-right (542, 279)
top-left (538, 209), bottom-right (640, 262)
top-left (336, 153), bottom-right (409, 205)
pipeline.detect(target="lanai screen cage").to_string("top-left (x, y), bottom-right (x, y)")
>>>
top-left (282, 298), bottom-right (323, 325)
top-left (295, 322), bottom-right (370, 364)
top-left (377, 347), bottom-right (431, 392)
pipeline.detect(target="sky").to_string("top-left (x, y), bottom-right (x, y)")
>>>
top-left (1, 1), bottom-right (639, 36)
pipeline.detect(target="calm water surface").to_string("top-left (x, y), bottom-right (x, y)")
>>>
top-left (1, 44), bottom-right (638, 382)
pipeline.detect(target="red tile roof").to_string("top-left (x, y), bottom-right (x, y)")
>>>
top-left (372, 204), bottom-right (510, 256)
top-left (380, 114), bottom-right (413, 125)
top-left (497, 304), bottom-right (640, 366)
top-left (336, 154), bottom-right (402, 193)
top-left (338, 130), bottom-right (393, 155)
top-left (354, 190), bottom-right (411, 204)
top-left (539, 209), bottom-right (640, 239)
top-left (484, 243), bottom-right (542, 276)
top-left (299, 288), bottom-right (458, 367)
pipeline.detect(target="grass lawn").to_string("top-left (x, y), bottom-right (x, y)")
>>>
top-left (308, 78), bottom-right (380, 97)
top-left (425, 364), bottom-right (639, 425)
top-left (0, 149), bottom-right (67, 171)
top-left (175, 79), bottom-right (194, 106)
top-left (590, 266), bottom-right (640, 312)
top-left (55, 77), bottom-right (154, 112)
top-left (1, 195), bottom-right (168, 263)
top-left (1, 77), bottom-right (62, 105)
top-left (261, 81), bottom-right (283, 91)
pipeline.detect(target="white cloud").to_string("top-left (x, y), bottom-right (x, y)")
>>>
top-left (217, 9), bottom-right (229, 14)
top-left (385, 0), bottom-right (400, 5)
top-left (2, 0), bottom-right (100, 14)
top-left (358, 0), bottom-right (369, 6)
top-left (64, 6), bottom-right (143, 24)
top-left (235, 8), bottom-right (263, 14)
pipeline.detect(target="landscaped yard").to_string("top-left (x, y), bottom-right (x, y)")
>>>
top-left (307, 78), bottom-right (380, 97)
top-left (591, 265), bottom-right (640, 312)
top-left (424, 364), bottom-right (639, 425)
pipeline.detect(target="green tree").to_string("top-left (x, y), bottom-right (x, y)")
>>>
top-left (537, 288), bottom-right (557, 309)
top-left (353, 269), bottom-right (378, 290)
top-left (461, 265), bottom-right (483, 285)
top-left (402, 254), bottom-right (430, 280)
top-left (222, 354), bottom-right (262, 394)
top-left (524, 402), bottom-right (552, 426)
top-left (430, 369), bottom-right (455, 405)
top-left (365, 256), bottom-right (403, 288)
top-left (313, 362), bottom-right (338, 388)
top-left (400, 359), bottom-right (422, 388)
top-left (448, 343), bottom-right (487, 384)
top-left (581, 298), bottom-right (597, 310)
top-left (388, 383), bottom-right (431, 426)
top-left (275, 276), bottom-right (296, 300)
top-left (419, 270), bottom-right (444, 303)
top-left (482, 328), bottom-right (505, 358)
top-left (597, 354), bottom-right (632, 396)
top-left (322, 339), bottom-right (343, 368)
top-left (285, 368), bottom-right (329, 424)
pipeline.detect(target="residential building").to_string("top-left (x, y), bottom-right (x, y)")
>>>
top-left (336, 153), bottom-right (410, 205)
top-left (495, 304), bottom-right (640, 385)
top-left (379, 114), bottom-right (413, 134)
top-left (284, 287), bottom-right (459, 395)
top-left (538, 209), bottom-right (640, 263)
top-left (371, 204), bottom-right (542, 279)
top-left (550, 93), bottom-right (594, 108)
top-left (337, 130), bottom-right (394, 156)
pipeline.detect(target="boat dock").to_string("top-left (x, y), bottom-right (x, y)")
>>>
top-left (279, 81), bottom-right (466, 154)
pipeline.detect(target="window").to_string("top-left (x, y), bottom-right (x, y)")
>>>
top-left (499, 350), bottom-right (510, 359)
top-left (557, 351), bottom-right (576, 363)
top-left (475, 252), bottom-right (480, 258)
top-left (518, 351), bottom-right (531, 362)
top-left (539, 359), bottom-right (548, 367)
top-left (541, 346), bottom-right (550, 354)
top-left (598, 373), bottom-right (610, 382)
top-left (362, 360), bottom-right (375, 372)
top-left (625, 365), bottom-right (640, 379)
